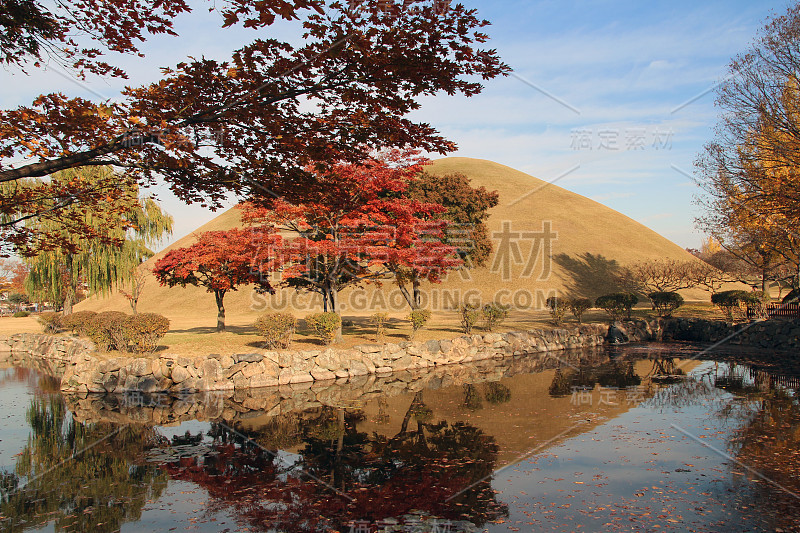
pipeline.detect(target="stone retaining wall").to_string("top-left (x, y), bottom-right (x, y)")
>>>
top-left (0, 334), bottom-right (95, 377)
top-left (1, 325), bottom-right (608, 393)
top-left (4, 316), bottom-right (796, 395)
top-left (661, 317), bottom-right (800, 350)
top-left (64, 345), bottom-right (607, 426)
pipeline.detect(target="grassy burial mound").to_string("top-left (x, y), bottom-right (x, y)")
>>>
top-left (76, 157), bottom-right (706, 329)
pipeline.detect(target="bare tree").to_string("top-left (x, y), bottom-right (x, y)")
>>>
top-left (120, 267), bottom-right (147, 315)
top-left (628, 259), bottom-right (697, 293)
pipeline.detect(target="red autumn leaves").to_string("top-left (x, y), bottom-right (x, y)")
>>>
top-left (152, 152), bottom-right (466, 329)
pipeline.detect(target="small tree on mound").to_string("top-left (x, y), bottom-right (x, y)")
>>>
top-left (567, 297), bottom-right (593, 324)
top-left (459, 302), bottom-right (481, 334)
top-left (408, 309), bottom-right (431, 340)
top-left (153, 227), bottom-right (282, 332)
top-left (595, 293), bottom-right (638, 320)
top-left (648, 291), bottom-right (684, 318)
top-left (370, 313), bottom-right (390, 342)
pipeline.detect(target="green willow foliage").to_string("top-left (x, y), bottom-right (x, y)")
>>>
top-left (23, 166), bottom-right (172, 312)
top-left (0, 396), bottom-right (168, 532)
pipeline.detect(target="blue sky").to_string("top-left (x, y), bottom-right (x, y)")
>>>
top-left (0, 0), bottom-right (792, 250)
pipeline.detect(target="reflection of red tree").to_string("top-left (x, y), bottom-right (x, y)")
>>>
top-left (165, 455), bottom-right (480, 532)
top-left (162, 417), bottom-right (506, 532)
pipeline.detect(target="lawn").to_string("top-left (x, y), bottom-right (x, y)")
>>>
top-left (0, 302), bottom-right (728, 358)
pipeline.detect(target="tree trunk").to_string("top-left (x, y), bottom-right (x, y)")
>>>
top-left (215, 290), bottom-right (226, 332)
top-left (412, 276), bottom-right (422, 310)
top-left (327, 279), bottom-right (343, 343)
top-left (795, 262), bottom-right (800, 290)
top-left (63, 254), bottom-right (75, 316)
top-left (63, 292), bottom-right (74, 316)
top-left (397, 282), bottom-right (415, 309)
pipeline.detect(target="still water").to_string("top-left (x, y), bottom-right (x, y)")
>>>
top-left (0, 343), bottom-right (797, 532)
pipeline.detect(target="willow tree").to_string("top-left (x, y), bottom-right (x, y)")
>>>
top-left (24, 166), bottom-right (172, 314)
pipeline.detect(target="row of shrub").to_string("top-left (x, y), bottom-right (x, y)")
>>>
top-left (545, 288), bottom-right (774, 324)
top-left (39, 310), bottom-right (170, 353)
top-left (254, 309), bottom-right (436, 348)
top-left (544, 291), bottom-right (687, 325)
top-left (458, 302), bottom-right (510, 334)
top-left (254, 312), bottom-right (346, 348)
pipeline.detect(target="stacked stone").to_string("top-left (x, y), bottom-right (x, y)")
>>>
top-left (664, 317), bottom-right (800, 349)
top-left (64, 344), bottom-right (607, 427)
top-left (63, 326), bottom-right (607, 393)
top-left (3, 324), bottom-right (618, 394)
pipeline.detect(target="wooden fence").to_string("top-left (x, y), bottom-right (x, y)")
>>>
top-left (745, 303), bottom-right (800, 319)
top-left (766, 303), bottom-right (800, 319)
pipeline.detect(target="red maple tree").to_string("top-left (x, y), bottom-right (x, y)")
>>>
top-left (0, 1), bottom-right (508, 255)
top-left (152, 227), bottom-right (282, 331)
top-left (242, 151), bottom-right (462, 316)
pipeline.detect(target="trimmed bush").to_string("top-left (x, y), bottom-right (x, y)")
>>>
top-left (459, 302), bottom-right (481, 334)
top-left (254, 312), bottom-right (297, 349)
top-left (712, 290), bottom-right (766, 321)
top-left (62, 310), bottom-right (97, 335)
top-left (369, 312), bottom-right (390, 341)
top-left (482, 302), bottom-right (510, 332)
top-left (595, 293), bottom-right (639, 320)
top-left (38, 311), bottom-right (63, 333)
top-left (305, 312), bottom-right (341, 345)
top-left (408, 309), bottom-right (431, 340)
top-left (13, 310), bottom-right (30, 318)
top-left (545, 296), bottom-right (568, 326)
top-left (567, 297), bottom-right (593, 324)
top-left (649, 291), bottom-right (684, 317)
top-left (123, 313), bottom-right (170, 353)
top-left (84, 311), bottom-right (129, 351)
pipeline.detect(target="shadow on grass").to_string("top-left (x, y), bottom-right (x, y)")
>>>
top-left (168, 325), bottom-right (255, 335)
top-left (553, 252), bottom-right (627, 300)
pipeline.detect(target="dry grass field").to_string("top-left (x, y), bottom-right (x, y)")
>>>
top-left (0, 302), bottom-right (729, 358)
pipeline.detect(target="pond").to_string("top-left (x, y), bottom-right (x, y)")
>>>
top-left (0, 343), bottom-right (798, 532)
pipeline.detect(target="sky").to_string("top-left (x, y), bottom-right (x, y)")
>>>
top-left (0, 0), bottom-right (793, 250)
